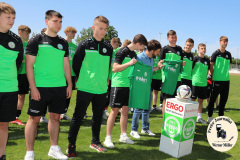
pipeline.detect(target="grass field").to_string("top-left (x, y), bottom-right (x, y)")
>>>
top-left (6, 75), bottom-right (240, 160)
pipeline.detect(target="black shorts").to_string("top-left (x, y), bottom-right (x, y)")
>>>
top-left (18, 74), bottom-right (29, 94)
top-left (162, 81), bottom-right (181, 99)
top-left (191, 85), bottom-right (207, 99)
top-left (151, 79), bottom-right (162, 91)
top-left (206, 84), bottom-right (212, 98)
top-left (0, 92), bottom-right (18, 122)
top-left (181, 78), bottom-right (192, 89)
top-left (28, 87), bottom-right (66, 116)
top-left (110, 87), bottom-right (129, 108)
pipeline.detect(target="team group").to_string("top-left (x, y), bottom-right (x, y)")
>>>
top-left (0, 2), bottom-right (232, 160)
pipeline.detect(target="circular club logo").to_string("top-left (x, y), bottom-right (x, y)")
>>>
top-left (8, 41), bottom-right (15, 48)
top-left (103, 48), bottom-right (107, 53)
top-left (207, 116), bottom-right (238, 152)
top-left (144, 72), bottom-right (147, 77)
top-left (183, 119), bottom-right (195, 139)
top-left (164, 116), bottom-right (180, 138)
top-left (57, 44), bottom-right (63, 50)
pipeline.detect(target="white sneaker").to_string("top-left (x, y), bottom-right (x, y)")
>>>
top-left (24, 155), bottom-right (34, 160)
top-left (159, 104), bottom-right (163, 108)
top-left (197, 118), bottom-right (208, 124)
top-left (40, 116), bottom-right (48, 123)
top-left (119, 134), bottom-right (134, 144)
top-left (105, 110), bottom-right (110, 116)
top-left (102, 111), bottom-right (108, 120)
top-left (48, 146), bottom-right (68, 159)
top-left (141, 129), bottom-right (156, 136)
top-left (130, 131), bottom-right (140, 139)
top-left (208, 117), bottom-right (213, 124)
top-left (60, 114), bottom-right (72, 121)
top-left (103, 137), bottom-right (114, 148)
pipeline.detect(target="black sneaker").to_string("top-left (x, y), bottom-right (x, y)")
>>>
top-left (66, 145), bottom-right (76, 157)
top-left (0, 155), bottom-right (6, 160)
top-left (90, 142), bottom-right (107, 152)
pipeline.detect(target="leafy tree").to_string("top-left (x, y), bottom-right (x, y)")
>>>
top-left (75, 27), bottom-right (93, 44)
top-left (75, 25), bottom-right (120, 44)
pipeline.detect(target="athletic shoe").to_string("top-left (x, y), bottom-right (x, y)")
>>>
top-left (130, 131), bottom-right (140, 139)
top-left (103, 137), bottom-right (114, 148)
top-left (60, 114), bottom-right (72, 121)
top-left (119, 135), bottom-right (134, 144)
top-left (141, 129), bottom-right (156, 136)
top-left (90, 143), bottom-right (107, 152)
top-left (48, 146), bottom-right (68, 159)
top-left (24, 155), bottom-right (34, 160)
top-left (159, 104), bottom-right (163, 109)
top-left (208, 117), bottom-right (213, 124)
top-left (197, 118), bottom-right (208, 124)
top-left (40, 116), bottom-right (48, 123)
top-left (151, 107), bottom-right (160, 111)
top-left (105, 110), bottom-right (110, 116)
top-left (102, 111), bottom-right (108, 120)
top-left (0, 155), bottom-right (6, 160)
top-left (66, 145), bottom-right (76, 157)
top-left (12, 119), bottom-right (25, 125)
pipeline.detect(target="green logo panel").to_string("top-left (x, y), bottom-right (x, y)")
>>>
top-left (181, 117), bottom-right (197, 142)
top-left (162, 113), bottom-right (183, 142)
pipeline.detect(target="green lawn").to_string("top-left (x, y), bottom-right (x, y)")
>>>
top-left (6, 75), bottom-right (240, 160)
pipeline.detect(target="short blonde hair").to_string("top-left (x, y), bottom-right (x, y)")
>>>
top-left (93, 16), bottom-right (109, 26)
top-left (122, 39), bottom-right (131, 47)
top-left (220, 36), bottom-right (228, 42)
top-left (18, 25), bottom-right (31, 34)
top-left (64, 26), bottom-right (77, 34)
top-left (0, 2), bottom-right (15, 15)
top-left (198, 43), bottom-right (206, 49)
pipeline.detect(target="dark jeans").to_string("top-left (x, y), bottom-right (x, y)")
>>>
top-left (208, 81), bottom-right (230, 117)
top-left (68, 90), bottom-right (106, 145)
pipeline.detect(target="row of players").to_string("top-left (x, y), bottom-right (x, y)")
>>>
top-left (0, 3), bottom-right (232, 160)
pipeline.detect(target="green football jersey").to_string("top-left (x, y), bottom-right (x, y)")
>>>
top-left (75, 36), bottom-right (112, 94)
top-left (181, 51), bottom-right (193, 80)
top-left (68, 42), bottom-right (77, 76)
top-left (18, 41), bottom-right (28, 74)
top-left (152, 56), bottom-right (162, 80)
top-left (192, 55), bottom-right (210, 87)
top-left (108, 47), bottom-right (120, 80)
top-left (160, 45), bottom-right (183, 82)
top-left (111, 47), bottom-right (137, 87)
top-left (128, 61), bottom-right (152, 110)
top-left (161, 60), bottom-right (183, 95)
top-left (0, 31), bottom-right (23, 92)
top-left (26, 33), bottom-right (69, 87)
top-left (211, 49), bottom-right (232, 81)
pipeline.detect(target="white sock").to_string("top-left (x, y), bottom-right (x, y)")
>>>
top-left (106, 135), bottom-right (111, 138)
top-left (197, 113), bottom-right (202, 119)
top-left (51, 145), bottom-right (59, 150)
top-left (26, 151), bottom-right (34, 157)
top-left (121, 133), bottom-right (127, 136)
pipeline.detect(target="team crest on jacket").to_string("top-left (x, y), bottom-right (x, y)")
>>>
top-left (177, 51), bottom-right (180, 55)
top-left (103, 48), bottom-right (107, 53)
top-left (8, 42), bottom-right (15, 49)
top-left (204, 61), bottom-right (207, 65)
top-left (57, 44), bottom-right (63, 50)
top-left (190, 57), bottom-right (192, 61)
top-left (226, 55), bottom-right (228, 58)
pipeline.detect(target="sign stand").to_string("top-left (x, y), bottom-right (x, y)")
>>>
top-left (159, 98), bottom-right (198, 158)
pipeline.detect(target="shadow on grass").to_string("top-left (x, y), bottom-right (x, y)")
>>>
top-left (68, 141), bottom-right (232, 160)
